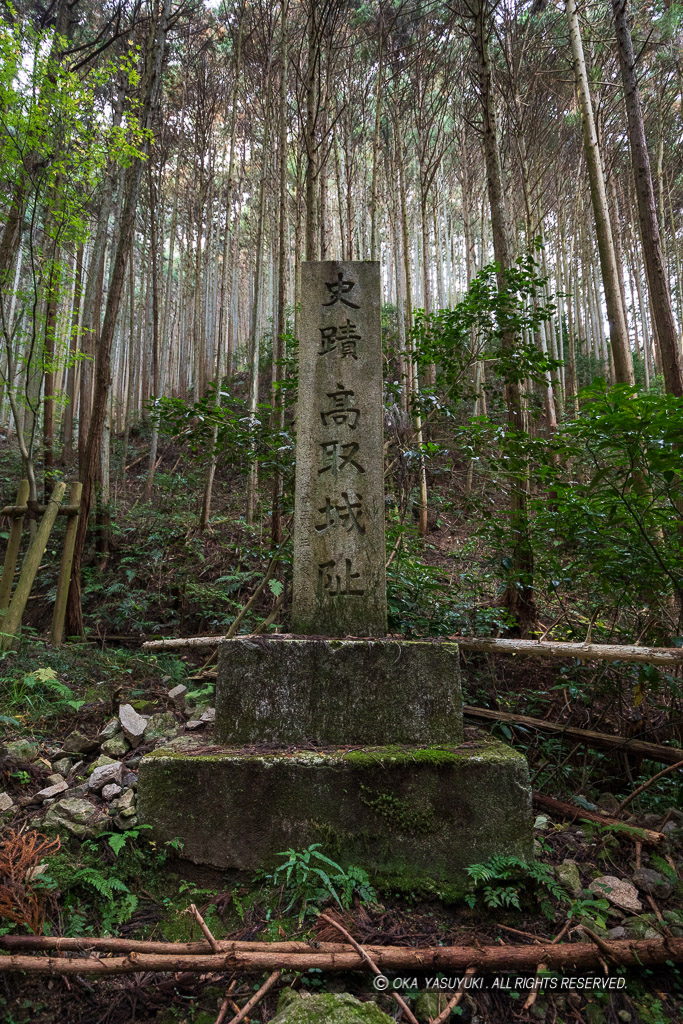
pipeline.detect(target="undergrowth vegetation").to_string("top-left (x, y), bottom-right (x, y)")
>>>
top-left (1, 278), bottom-right (683, 1022)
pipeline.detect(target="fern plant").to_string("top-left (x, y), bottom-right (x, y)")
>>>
top-left (465, 855), bottom-right (569, 919)
top-left (35, 824), bottom-right (173, 936)
top-left (257, 844), bottom-right (377, 925)
top-left (70, 867), bottom-right (132, 903)
top-left (1, 666), bottom-right (85, 719)
top-left (37, 863), bottom-right (139, 935)
top-left (84, 825), bottom-right (153, 858)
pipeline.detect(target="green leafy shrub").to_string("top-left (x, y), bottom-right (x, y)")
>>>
top-left (257, 844), bottom-right (377, 925)
top-left (0, 666), bottom-right (85, 720)
top-left (35, 827), bottom-right (176, 936)
top-left (465, 855), bottom-right (569, 919)
top-left (531, 383), bottom-right (683, 621)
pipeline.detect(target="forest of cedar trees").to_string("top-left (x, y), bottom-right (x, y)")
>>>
top-left (1, 0), bottom-right (683, 1022)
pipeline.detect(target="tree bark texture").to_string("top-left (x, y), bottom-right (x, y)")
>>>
top-left (565, 0), bottom-right (634, 386)
top-left (612, 0), bottom-right (683, 396)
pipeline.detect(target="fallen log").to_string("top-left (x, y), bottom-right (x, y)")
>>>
top-left (532, 793), bottom-right (665, 844)
top-left (1, 937), bottom-right (681, 975)
top-left (0, 936), bottom-right (350, 955)
top-left (452, 636), bottom-right (683, 666)
top-left (142, 633), bottom-right (683, 666)
top-left (465, 706), bottom-right (683, 766)
top-left (6, 936), bottom-right (512, 958)
top-left (143, 634), bottom-right (226, 650)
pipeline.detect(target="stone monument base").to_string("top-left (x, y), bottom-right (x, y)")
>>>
top-left (137, 733), bottom-right (533, 885)
top-left (214, 637), bottom-right (463, 747)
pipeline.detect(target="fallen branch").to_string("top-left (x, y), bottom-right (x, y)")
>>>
top-left (251, 591), bottom-right (286, 637)
top-left (142, 632), bottom-right (683, 669)
top-left (225, 537), bottom-right (290, 640)
top-left (522, 962), bottom-right (547, 1013)
top-left (214, 979), bottom-right (239, 1024)
top-left (226, 970), bottom-right (280, 1024)
top-left (465, 705), bottom-right (682, 766)
top-left (319, 913), bottom-right (418, 1024)
top-left (452, 635), bottom-right (683, 666)
top-left (142, 635), bottom-right (226, 650)
top-left (2, 937), bottom-right (682, 974)
top-left (616, 760), bottom-right (683, 813)
top-left (0, 504), bottom-right (81, 518)
top-left (189, 903), bottom-right (219, 953)
top-left (532, 793), bottom-right (664, 845)
top-left (188, 902), bottom-right (242, 1024)
top-left (430, 967), bottom-right (476, 1024)
top-left (0, 936), bottom-right (374, 955)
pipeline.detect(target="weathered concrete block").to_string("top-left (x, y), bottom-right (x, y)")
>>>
top-left (215, 637), bottom-right (462, 746)
top-left (137, 733), bottom-right (533, 884)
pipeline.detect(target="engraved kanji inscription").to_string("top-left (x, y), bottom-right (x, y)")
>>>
top-left (320, 382), bottom-right (360, 429)
top-left (293, 261), bottom-right (385, 636)
top-left (318, 441), bottom-right (366, 477)
top-left (315, 492), bottom-right (365, 535)
top-left (317, 557), bottom-right (365, 597)
top-left (318, 320), bottom-right (360, 359)
top-left (323, 272), bottom-right (359, 309)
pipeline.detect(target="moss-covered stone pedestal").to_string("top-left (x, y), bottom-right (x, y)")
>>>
top-left (137, 636), bottom-right (533, 884)
top-left (137, 733), bottom-right (533, 883)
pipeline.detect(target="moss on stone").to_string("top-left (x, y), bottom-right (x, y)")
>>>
top-left (372, 872), bottom-right (467, 902)
top-left (343, 744), bottom-right (479, 767)
top-left (137, 731), bottom-right (533, 882)
top-left (215, 637), bottom-right (463, 748)
top-left (271, 991), bottom-right (393, 1024)
top-left (143, 736), bottom-right (527, 770)
top-left (359, 785), bottom-right (435, 835)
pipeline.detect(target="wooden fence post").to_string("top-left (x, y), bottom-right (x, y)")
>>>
top-left (0, 479), bottom-right (29, 613)
top-left (0, 482), bottom-right (66, 652)
top-left (50, 481), bottom-right (82, 647)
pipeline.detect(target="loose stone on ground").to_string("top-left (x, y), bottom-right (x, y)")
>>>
top-left (119, 703), bottom-right (148, 746)
top-left (590, 875), bottom-right (643, 912)
top-left (44, 797), bottom-right (106, 839)
top-left (89, 761), bottom-right (124, 791)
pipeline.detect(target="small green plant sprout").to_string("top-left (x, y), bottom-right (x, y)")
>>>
top-left (567, 896), bottom-right (611, 932)
top-left (84, 825), bottom-right (152, 858)
top-left (257, 844), bottom-right (377, 925)
top-left (268, 579), bottom-right (284, 598)
top-left (465, 856), bottom-right (569, 919)
top-left (2, 666), bottom-right (85, 718)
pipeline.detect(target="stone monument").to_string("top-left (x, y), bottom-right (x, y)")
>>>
top-left (137, 260), bottom-right (533, 886)
top-left (292, 262), bottom-right (386, 636)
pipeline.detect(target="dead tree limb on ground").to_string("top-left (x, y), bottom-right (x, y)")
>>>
top-left (1, 936), bottom-right (682, 974)
top-left (532, 793), bottom-right (664, 844)
top-left (465, 705), bottom-right (682, 766)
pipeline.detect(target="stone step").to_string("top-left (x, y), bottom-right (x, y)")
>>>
top-left (137, 732), bottom-right (533, 884)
